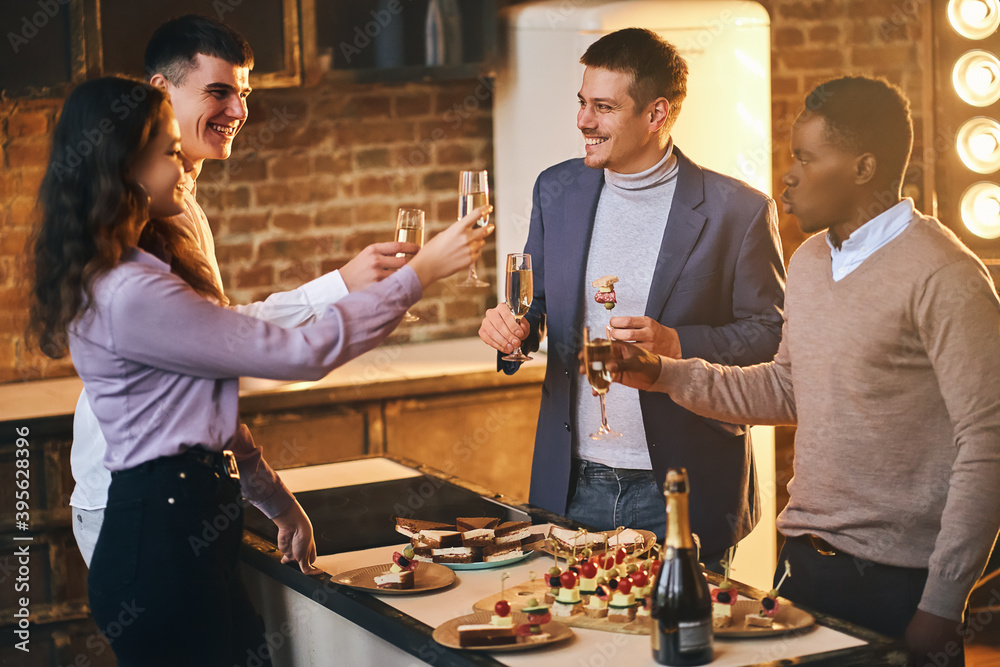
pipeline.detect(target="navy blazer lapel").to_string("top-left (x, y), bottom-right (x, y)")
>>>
top-left (553, 166), bottom-right (604, 335)
top-left (645, 148), bottom-right (707, 321)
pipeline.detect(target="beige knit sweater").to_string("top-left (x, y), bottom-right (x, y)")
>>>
top-left (655, 212), bottom-right (1000, 621)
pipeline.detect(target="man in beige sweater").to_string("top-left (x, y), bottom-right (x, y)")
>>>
top-left (600, 76), bottom-right (1000, 665)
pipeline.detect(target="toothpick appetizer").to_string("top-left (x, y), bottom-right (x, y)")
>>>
top-left (711, 545), bottom-right (738, 629)
top-left (747, 560), bottom-right (792, 628)
top-left (592, 275), bottom-right (619, 314)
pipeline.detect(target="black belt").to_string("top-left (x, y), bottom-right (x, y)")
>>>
top-left (797, 533), bottom-right (841, 557)
top-left (114, 447), bottom-right (240, 480)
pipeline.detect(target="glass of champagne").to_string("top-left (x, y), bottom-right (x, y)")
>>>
top-left (501, 253), bottom-right (533, 362)
top-left (457, 170), bottom-right (490, 288)
top-left (395, 208), bottom-right (424, 322)
top-left (583, 325), bottom-right (622, 440)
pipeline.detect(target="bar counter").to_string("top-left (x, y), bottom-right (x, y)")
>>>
top-left (240, 456), bottom-right (908, 667)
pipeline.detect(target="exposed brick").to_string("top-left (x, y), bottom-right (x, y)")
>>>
top-left (357, 175), bottom-right (394, 197)
top-left (316, 205), bottom-right (353, 229)
top-left (222, 186), bottom-right (251, 209)
top-left (847, 0), bottom-right (901, 17)
top-left (254, 183), bottom-right (293, 207)
top-left (228, 156), bottom-right (268, 182)
top-left (227, 214), bottom-right (269, 234)
top-left (8, 110), bottom-right (48, 137)
top-left (436, 83), bottom-right (494, 114)
top-left (423, 170), bottom-right (457, 192)
top-left (269, 154), bottom-right (311, 179)
top-left (315, 152), bottom-right (352, 175)
top-left (7, 140), bottom-right (49, 168)
top-left (344, 231), bottom-right (382, 253)
top-left (778, 1), bottom-right (844, 20)
top-left (394, 144), bottom-right (434, 169)
top-left (346, 95), bottom-right (392, 119)
top-left (395, 93), bottom-right (432, 118)
top-left (279, 262), bottom-right (319, 284)
top-left (273, 213), bottom-right (312, 232)
top-left (443, 299), bottom-right (483, 321)
top-left (0, 228), bottom-right (29, 255)
top-left (808, 25), bottom-right (840, 43)
top-left (10, 197), bottom-right (38, 226)
top-left (334, 121), bottom-right (414, 146)
top-left (775, 28), bottom-right (804, 48)
top-left (771, 76), bottom-right (800, 96)
top-left (778, 48), bottom-right (844, 70)
top-left (436, 142), bottom-right (475, 166)
top-left (235, 265), bottom-right (273, 288)
top-left (356, 203), bottom-right (395, 225)
top-left (258, 237), bottom-right (328, 261)
top-left (320, 256), bottom-right (351, 274)
top-left (19, 167), bottom-right (44, 196)
top-left (215, 242), bottom-right (253, 264)
top-left (356, 148), bottom-right (390, 169)
top-left (852, 44), bottom-right (914, 68)
top-left (417, 117), bottom-right (492, 142)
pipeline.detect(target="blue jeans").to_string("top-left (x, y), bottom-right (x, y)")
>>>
top-left (565, 459), bottom-right (726, 572)
top-left (566, 459), bottom-right (667, 541)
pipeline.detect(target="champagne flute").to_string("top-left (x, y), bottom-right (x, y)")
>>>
top-left (501, 253), bottom-right (533, 362)
top-left (395, 208), bottom-right (424, 322)
top-left (457, 170), bottom-right (490, 288)
top-left (583, 325), bottom-right (622, 440)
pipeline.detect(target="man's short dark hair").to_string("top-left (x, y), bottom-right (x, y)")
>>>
top-left (144, 15), bottom-right (254, 85)
top-left (804, 76), bottom-right (913, 187)
top-left (580, 28), bottom-right (688, 131)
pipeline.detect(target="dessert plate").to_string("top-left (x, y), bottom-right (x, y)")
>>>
top-left (714, 599), bottom-right (815, 638)
top-left (331, 562), bottom-right (455, 595)
top-left (539, 529), bottom-right (657, 559)
top-left (443, 551), bottom-right (534, 570)
top-left (433, 611), bottom-right (574, 651)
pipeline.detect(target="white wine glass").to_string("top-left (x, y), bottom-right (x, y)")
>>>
top-left (395, 208), bottom-right (424, 322)
top-left (501, 253), bottom-right (532, 362)
top-left (583, 325), bottom-right (622, 440)
top-left (457, 170), bottom-right (490, 288)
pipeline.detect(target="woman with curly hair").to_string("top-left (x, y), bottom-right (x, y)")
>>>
top-left (27, 76), bottom-right (492, 666)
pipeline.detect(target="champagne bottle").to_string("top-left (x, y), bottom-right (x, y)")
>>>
top-left (651, 468), bottom-right (713, 665)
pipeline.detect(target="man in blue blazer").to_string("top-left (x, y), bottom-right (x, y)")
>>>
top-left (479, 28), bottom-right (785, 559)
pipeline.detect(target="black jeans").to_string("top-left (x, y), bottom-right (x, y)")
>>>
top-left (88, 452), bottom-right (271, 667)
top-left (778, 533), bottom-right (929, 638)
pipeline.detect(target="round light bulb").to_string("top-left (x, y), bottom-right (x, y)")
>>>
top-left (957, 117), bottom-right (1000, 173)
top-left (949, 0), bottom-right (1000, 39)
top-left (971, 132), bottom-right (999, 160)
top-left (953, 51), bottom-right (1000, 106)
top-left (961, 182), bottom-right (1000, 239)
top-left (962, 0), bottom-right (991, 25)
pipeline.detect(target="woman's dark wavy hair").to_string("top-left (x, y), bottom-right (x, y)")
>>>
top-left (27, 76), bottom-right (224, 359)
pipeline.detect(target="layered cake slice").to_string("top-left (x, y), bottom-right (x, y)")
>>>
top-left (494, 521), bottom-right (531, 545)
top-left (482, 543), bottom-right (524, 563)
top-left (395, 517), bottom-right (454, 539)
top-left (549, 526), bottom-right (607, 553)
top-left (414, 530), bottom-right (463, 549)
top-left (456, 517), bottom-right (499, 547)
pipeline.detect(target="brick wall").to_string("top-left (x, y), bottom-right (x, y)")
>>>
top-left (0, 0), bottom-right (928, 385)
top-left (759, 0), bottom-right (928, 264)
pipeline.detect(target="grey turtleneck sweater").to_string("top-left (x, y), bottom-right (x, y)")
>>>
top-left (574, 145), bottom-right (679, 469)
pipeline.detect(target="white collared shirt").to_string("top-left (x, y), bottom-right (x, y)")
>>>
top-left (828, 198), bottom-right (914, 281)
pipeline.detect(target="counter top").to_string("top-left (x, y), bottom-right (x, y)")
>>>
top-left (0, 337), bottom-right (546, 422)
top-left (241, 456), bottom-right (907, 667)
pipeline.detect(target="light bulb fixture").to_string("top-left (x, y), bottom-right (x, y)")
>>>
top-left (960, 181), bottom-right (1000, 238)
top-left (956, 117), bottom-right (1000, 173)
top-left (952, 50), bottom-right (1000, 106)
top-left (949, 0), bottom-right (1000, 40)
